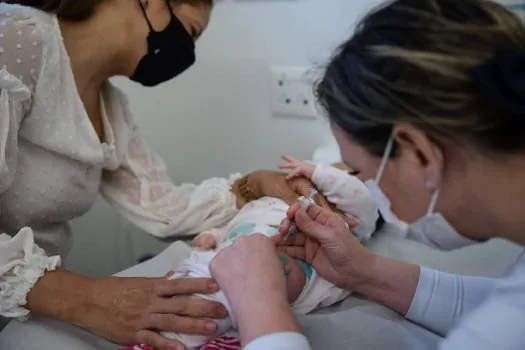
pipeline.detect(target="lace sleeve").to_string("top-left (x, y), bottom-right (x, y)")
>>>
top-left (0, 14), bottom-right (61, 320)
top-left (0, 229), bottom-right (61, 319)
top-left (101, 109), bottom-right (241, 238)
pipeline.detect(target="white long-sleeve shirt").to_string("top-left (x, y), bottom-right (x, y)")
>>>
top-left (244, 250), bottom-right (525, 350)
top-left (0, 5), bottom-right (239, 319)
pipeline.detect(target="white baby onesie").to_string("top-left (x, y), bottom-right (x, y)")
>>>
top-left (162, 165), bottom-right (378, 348)
top-left (163, 223), bottom-right (349, 349)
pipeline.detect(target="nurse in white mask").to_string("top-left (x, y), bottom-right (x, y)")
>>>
top-left (208, 1), bottom-right (525, 349)
top-left (366, 135), bottom-right (476, 250)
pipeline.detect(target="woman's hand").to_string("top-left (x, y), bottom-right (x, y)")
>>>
top-left (210, 234), bottom-right (287, 309)
top-left (210, 235), bottom-right (303, 345)
top-left (83, 275), bottom-right (227, 350)
top-left (277, 203), bottom-right (423, 315)
top-left (277, 203), bottom-right (373, 290)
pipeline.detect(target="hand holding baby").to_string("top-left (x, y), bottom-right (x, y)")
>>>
top-left (210, 234), bottom-right (287, 308)
top-left (210, 234), bottom-right (302, 344)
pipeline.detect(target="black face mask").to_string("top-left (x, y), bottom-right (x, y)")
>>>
top-left (131, 0), bottom-right (196, 87)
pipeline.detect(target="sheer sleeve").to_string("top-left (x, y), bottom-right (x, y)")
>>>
top-left (100, 117), bottom-right (241, 238)
top-left (0, 13), bottom-right (61, 320)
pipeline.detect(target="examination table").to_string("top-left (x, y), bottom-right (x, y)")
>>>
top-left (0, 225), bottom-right (522, 350)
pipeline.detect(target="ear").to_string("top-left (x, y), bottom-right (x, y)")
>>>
top-left (392, 123), bottom-right (442, 189)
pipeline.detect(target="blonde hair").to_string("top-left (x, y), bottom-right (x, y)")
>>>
top-left (316, 0), bottom-right (525, 155)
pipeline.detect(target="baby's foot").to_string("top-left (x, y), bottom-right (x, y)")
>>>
top-left (192, 233), bottom-right (217, 249)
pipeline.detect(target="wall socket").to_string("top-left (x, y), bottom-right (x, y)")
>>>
top-left (271, 66), bottom-right (318, 120)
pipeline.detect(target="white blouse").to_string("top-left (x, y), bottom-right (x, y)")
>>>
top-left (0, 4), bottom-right (239, 319)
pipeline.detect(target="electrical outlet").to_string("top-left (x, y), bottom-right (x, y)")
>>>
top-left (271, 66), bottom-right (318, 120)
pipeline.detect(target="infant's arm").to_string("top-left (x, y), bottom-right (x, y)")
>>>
top-left (311, 164), bottom-right (366, 212)
top-left (311, 164), bottom-right (378, 239)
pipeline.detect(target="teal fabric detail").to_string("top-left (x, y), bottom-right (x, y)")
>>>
top-left (296, 259), bottom-right (313, 282)
top-left (280, 256), bottom-right (290, 279)
top-left (265, 226), bottom-right (280, 237)
top-left (228, 222), bottom-right (257, 240)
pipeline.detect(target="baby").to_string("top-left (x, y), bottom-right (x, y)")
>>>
top-left (162, 156), bottom-right (380, 349)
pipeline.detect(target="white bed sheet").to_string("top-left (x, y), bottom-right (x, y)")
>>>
top-left (0, 227), bottom-right (522, 350)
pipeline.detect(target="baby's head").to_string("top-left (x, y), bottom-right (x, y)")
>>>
top-left (278, 253), bottom-right (311, 303)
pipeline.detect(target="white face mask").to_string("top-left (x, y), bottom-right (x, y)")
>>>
top-left (364, 137), bottom-right (476, 251)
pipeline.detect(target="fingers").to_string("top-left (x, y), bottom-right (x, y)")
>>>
top-left (286, 203), bottom-right (301, 219)
top-left (153, 297), bottom-right (228, 319)
top-left (148, 313), bottom-right (218, 336)
top-left (278, 163), bottom-right (297, 170)
top-left (275, 231), bottom-right (307, 246)
top-left (135, 330), bottom-right (186, 350)
top-left (305, 238), bottom-right (320, 262)
top-left (281, 155), bottom-right (299, 164)
top-left (277, 246), bottom-right (306, 260)
top-left (294, 206), bottom-right (335, 241)
top-left (155, 278), bottom-right (219, 297)
top-left (305, 204), bottom-right (337, 226)
top-left (286, 168), bottom-right (304, 180)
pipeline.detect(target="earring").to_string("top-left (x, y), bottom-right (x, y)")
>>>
top-left (425, 177), bottom-right (436, 190)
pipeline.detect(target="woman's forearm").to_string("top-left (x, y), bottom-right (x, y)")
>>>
top-left (26, 268), bottom-right (97, 327)
top-left (234, 295), bottom-right (303, 346)
top-left (355, 255), bottom-right (421, 316)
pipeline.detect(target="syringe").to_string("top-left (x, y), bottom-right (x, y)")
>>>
top-left (284, 188), bottom-right (318, 241)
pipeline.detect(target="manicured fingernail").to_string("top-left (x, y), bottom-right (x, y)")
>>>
top-left (205, 322), bottom-right (217, 332)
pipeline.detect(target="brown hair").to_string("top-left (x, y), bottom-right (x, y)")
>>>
top-left (315, 0), bottom-right (525, 156)
top-left (1, 0), bottom-right (213, 21)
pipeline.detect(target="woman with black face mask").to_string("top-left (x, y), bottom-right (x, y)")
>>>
top-left (0, 1), bottom-right (328, 349)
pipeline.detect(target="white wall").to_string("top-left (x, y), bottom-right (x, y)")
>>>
top-left (65, 0), bottom-right (382, 276)
top-left (116, 0), bottom-right (381, 180)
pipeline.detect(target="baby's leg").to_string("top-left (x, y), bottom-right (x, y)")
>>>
top-left (161, 252), bottom-right (234, 349)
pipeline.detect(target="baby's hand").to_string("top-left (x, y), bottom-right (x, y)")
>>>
top-left (192, 232), bottom-right (217, 250)
top-left (278, 155), bottom-right (316, 180)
